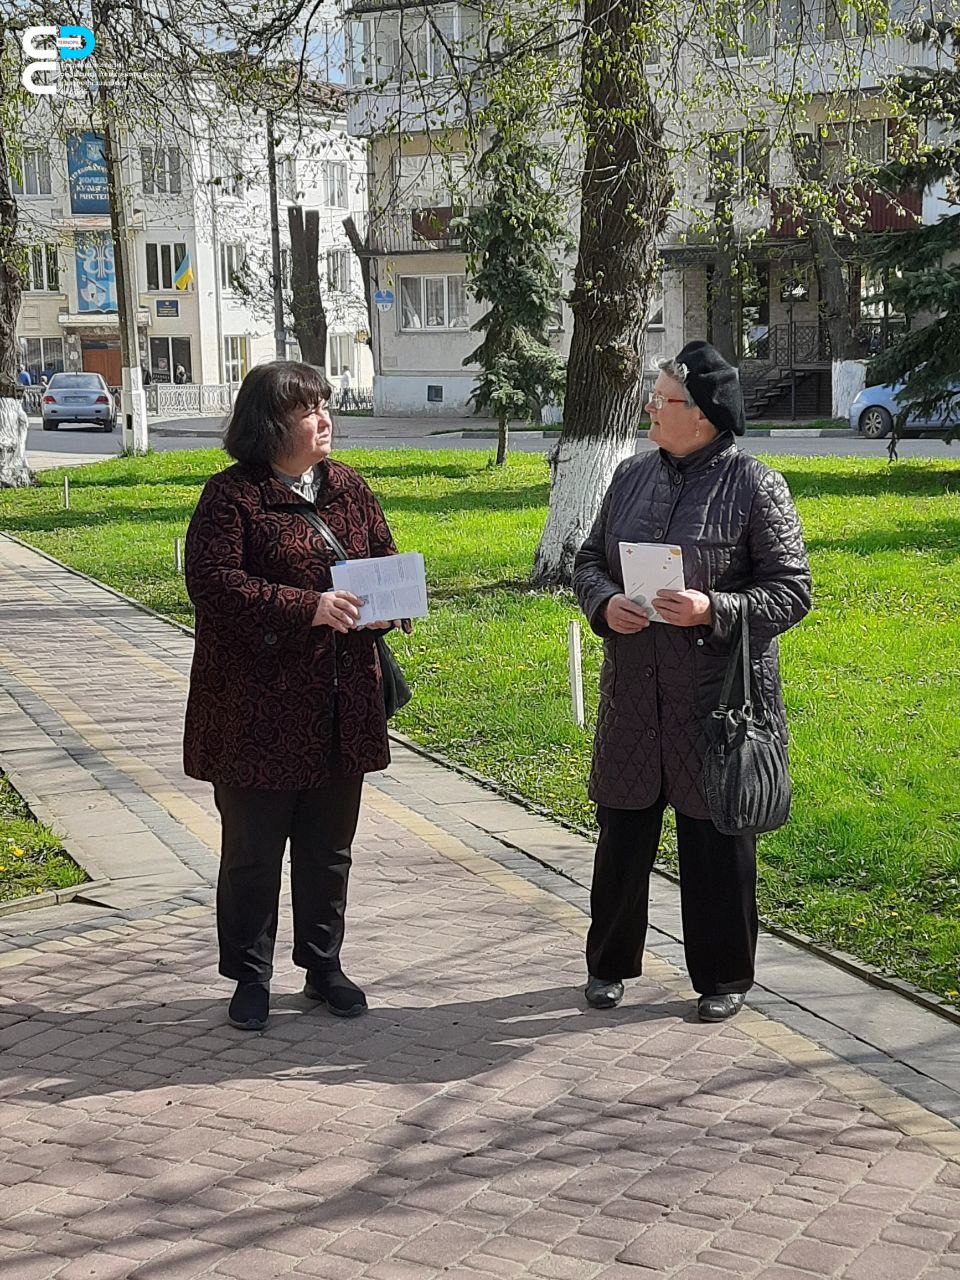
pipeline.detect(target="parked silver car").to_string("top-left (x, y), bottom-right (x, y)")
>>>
top-left (41, 372), bottom-right (116, 432)
top-left (849, 381), bottom-right (959, 439)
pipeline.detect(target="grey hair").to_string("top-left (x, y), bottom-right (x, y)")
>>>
top-left (655, 358), bottom-right (695, 404)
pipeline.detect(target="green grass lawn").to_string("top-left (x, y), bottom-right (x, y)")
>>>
top-left (2, 447), bottom-right (959, 1003)
top-left (0, 774), bottom-right (86, 904)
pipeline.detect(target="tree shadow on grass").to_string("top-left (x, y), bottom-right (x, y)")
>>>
top-left (779, 464), bottom-right (960, 501)
top-left (804, 518), bottom-right (960, 560)
top-left (0, 504), bottom-right (199, 535)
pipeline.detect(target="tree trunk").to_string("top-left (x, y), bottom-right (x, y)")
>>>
top-left (288, 206), bottom-right (328, 367)
top-left (0, 108), bottom-right (33, 488)
top-left (496, 416), bottom-right (508, 466)
top-left (709, 201), bottom-right (738, 363)
top-left (533, 0), bottom-right (671, 586)
top-left (343, 215), bottom-right (374, 357)
top-left (810, 221), bottom-right (864, 418)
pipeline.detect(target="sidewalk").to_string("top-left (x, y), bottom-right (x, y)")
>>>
top-left (1, 533), bottom-right (960, 1280)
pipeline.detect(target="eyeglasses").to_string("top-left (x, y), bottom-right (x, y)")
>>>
top-left (647, 393), bottom-right (689, 411)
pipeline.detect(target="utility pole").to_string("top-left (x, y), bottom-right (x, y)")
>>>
top-left (265, 111), bottom-right (286, 360)
top-left (100, 104), bottom-right (147, 453)
top-left (92, 0), bottom-right (147, 453)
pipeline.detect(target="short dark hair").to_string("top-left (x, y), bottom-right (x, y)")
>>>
top-left (223, 361), bottom-right (332, 467)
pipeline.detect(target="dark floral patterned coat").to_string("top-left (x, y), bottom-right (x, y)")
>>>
top-left (183, 458), bottom-right (396, 788)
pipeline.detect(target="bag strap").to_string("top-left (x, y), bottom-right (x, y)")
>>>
top-left (716, 598), bottom-right (752, 716)
top-left (297, 506), bottom-right (350, 561)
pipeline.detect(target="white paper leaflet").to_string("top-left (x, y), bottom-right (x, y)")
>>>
top-left (619, 541), bottom-right (685, 624)
top-left (329, 551), bottom-right (428, 626)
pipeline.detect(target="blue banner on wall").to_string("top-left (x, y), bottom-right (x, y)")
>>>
top-left (67, 133), bottom-right (109, 215)
top-left (75, 232), bottom-right (117, 313)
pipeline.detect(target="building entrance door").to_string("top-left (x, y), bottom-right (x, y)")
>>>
top-left (81, 340), bottom-right (122, 386)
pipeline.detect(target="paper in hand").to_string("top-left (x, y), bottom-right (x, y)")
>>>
top-left (330, 551), bottom-right (428, 626)
top-left (619, 542), bottom-right (685, 624)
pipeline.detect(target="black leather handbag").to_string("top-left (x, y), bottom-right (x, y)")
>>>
top-left (297, 508), bottom-right (412, 720)
top-left (701, 600), bottom-right (791, 836)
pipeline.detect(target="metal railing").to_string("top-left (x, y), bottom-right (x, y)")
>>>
top-left (146, 383), bottom-right (238, 416)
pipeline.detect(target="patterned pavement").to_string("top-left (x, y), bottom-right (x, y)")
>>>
top-left (2, 533), bottom-right (960, 1280)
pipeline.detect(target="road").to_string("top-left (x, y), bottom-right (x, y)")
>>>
top-left (26, 417), bottom-right (960, 469)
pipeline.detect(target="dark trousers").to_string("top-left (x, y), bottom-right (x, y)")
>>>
top-left (213, 778), bottom-right (364, 984)
top-left (586, 799), bottom-right (758, 996)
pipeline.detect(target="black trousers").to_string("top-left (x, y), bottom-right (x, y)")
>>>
top-left (213, 778), bottom-right (364, 984)
top-left (586, 798), bottom-right (758, 996)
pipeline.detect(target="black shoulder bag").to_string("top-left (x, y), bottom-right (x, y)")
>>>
top-left (701, 599), bottom-right (792, 836)
top-left (297, 508), bottom-right (412, 720)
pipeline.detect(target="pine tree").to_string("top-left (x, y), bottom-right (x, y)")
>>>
top-left (460, 134), bottom-right (571, 466)
top-left (868, 22), bottom-right (960, 442)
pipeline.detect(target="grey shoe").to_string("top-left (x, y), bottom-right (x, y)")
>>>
top-left (697, 993), bottom-right (745, 1022)
top-left (584, 975), bottom-right (624, 1009)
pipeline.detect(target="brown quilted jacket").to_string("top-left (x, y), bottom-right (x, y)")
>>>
top-left (573, 434), bottom-right (812, 818)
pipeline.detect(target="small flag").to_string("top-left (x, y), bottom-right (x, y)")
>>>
top-left (175, 252), bottom-right (194, 290)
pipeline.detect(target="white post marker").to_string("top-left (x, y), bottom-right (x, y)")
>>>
top-left (63, 475), bottom-right (70, 510)
top-left (174, 536), bottom-right (183, 573)
top-left (568, 618), bottom-right (585, 729)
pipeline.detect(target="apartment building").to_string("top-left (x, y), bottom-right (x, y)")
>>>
top-left (343, 0), bottom-right (952, 419)
top-left (14, 97), bottom-right (373, 391)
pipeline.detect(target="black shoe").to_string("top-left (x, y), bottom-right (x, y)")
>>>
top-left (584, 975), bottom-right (624, 1009)
top-left (304, 969), bottom-right (367, 1018)
top-left (227, 981), bottom-right (269, 1031)
top-left (697, 993), bottom-right (745, 1022)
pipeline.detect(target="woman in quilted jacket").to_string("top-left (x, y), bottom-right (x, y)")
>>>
top-left (573, 341), bottom-right (811, 1022)
top-left (183, 361), bottom-right (406, 1032)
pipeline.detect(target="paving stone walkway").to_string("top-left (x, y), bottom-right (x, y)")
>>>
top-left (2, 532), bottom-right (960, 1280)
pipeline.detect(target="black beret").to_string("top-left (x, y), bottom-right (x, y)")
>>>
top-left (675, 340), bottom-right (746, 437)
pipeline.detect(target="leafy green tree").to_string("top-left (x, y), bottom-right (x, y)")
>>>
top-left (460, 132), bottom-right (571, 465)
top-left (868, 22), bottom-right (960, 445)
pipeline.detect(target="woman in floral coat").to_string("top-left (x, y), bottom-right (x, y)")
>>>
top-left (184, 361), bottom-right (404, 1032)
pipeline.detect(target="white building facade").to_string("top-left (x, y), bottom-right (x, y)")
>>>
top-left (14, 99), bottom-right (373, 396)
top-left (342, 0), bottom-right (953, 420)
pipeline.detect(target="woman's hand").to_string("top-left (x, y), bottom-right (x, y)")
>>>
top-left (312, 591), bottom-right (363, 633)
top-left (653, 589), bottom-right (713, 627)
top-left (364, 619), bottom-right (414, 634)
top-left (605, 594), bottom-right (651, 634)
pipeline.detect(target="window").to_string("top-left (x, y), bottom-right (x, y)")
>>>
top-left (322, 161), bottom-right (348, 209)
top-left (398, 7), bottom-right (459, 81)
top-left (279, 155), bottom-right (297, 201)
top-left (223, 335), bottom-right (249, 383)
top-left (326, 249), bottom-right (351, 292)
top-left (708, 131), bottom-right (769, 198)
top-left (399, 274), bottom-right (468, 330)
top-left (146, 242), bottom-right (188, 291)
top-left (140, 146), bottom-right (182, 195)
top-left (821, 119), bottom-right (887, 180)
top-left (24, 244), bottom-right (59, 292)
top-left (394, 154), bottom-right (468, 208)
top-left (216, 150), bottom-right (243, 197)
top-left (280, 247), bottom-right (290, 291)
top-left (18, 337), bottom-right (64, 381)
top-left (717, 0), bottom-right (771, 57)
top-left (219, 243), bottom-right (246, 290)
top-left (149, 336), bottom-right (192, 383)
top-left (328, 333), bottom-right (353, 375)
top-left (11, 148), bottom-right (52, 196)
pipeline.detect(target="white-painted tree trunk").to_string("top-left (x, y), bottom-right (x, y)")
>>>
top-left (120, 365), bottom-right (149, 454)
top-left (533, 434), bottom-right (636, 585)
top-left (832, 359), bottom-right (866, 420)
top-left (0, 397), bottom-right (33, 488)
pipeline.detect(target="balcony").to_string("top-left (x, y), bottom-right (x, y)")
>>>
top-left (365, 206), bottom-right (472, 255)
top-left (771, 185), bottom-right (923, 239)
